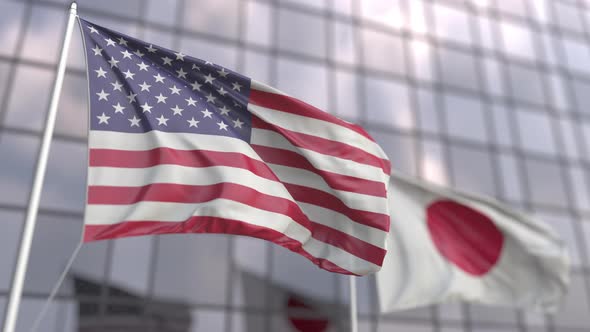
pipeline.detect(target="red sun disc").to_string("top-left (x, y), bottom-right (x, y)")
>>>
top-left (426, 200), bottom-right (504, 276)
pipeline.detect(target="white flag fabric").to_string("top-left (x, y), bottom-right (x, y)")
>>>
top-left (377, 173), bottom-right (570, 312)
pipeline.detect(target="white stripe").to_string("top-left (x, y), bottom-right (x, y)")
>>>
top-left (266, 163), bottom-right (388, 214)
top-left (88, 165), bottom-right (296, 202)
top-left (251, 79), bottom-right (289, 96)
top-left (85, 200), bottom-right (378, 273)
top-left (299, 202), bottom-right (387, 249)
top-left (251, 128), bottom-right (388, 183)
top-left (249, 103), bottom-right (386, 160)
top-left (89, 131), bottom-right (262, 161)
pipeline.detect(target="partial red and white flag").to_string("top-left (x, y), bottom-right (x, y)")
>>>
top-left (80, 18), bottom-right (391, 276)
top-left (377, 173), bottom-right (570, 312)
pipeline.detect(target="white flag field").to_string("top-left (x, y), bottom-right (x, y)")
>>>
top-left (377, 173), bottom-right (570, 312)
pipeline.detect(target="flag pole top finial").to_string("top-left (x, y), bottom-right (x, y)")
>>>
top-left (70, 2), bottom-right (77, 12)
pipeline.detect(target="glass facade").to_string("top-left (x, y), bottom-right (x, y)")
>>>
top-left (1, 0), bottom-right (590, 330)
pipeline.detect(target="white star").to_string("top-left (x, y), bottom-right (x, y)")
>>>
top-left (123, 70), bottom-right (135, 80)
top-left (153, 73), bottom-right (166, 83)
top-left (176, 68), bottom-right (187, 79)
top-left (217, 121), bottom-right (228, 131)
top-left (233, 118), bottom-right (244, 128)
top-left (191, 64), bottom-right (201, 71)
top-left (201, 109), bottom-right (213, 118)
top-left (205, 93), bottom-right (216, 103)
top-left (169, 85), bottom-right (181, 95)
top-left (95, 67), bottom-right (107, 78)
top-left (174, 51), bottom-right (185, 61)
top-left (140, 102), bottom-right (153, 113)
top-left (190, 81), bottom-right (202, 91)
top-left (96, 89), bottom-right (109, 101)
top-left (139, 81), bottom-right (152, 92)
top-left (134, 49), bottom-right (145, 58)
top-left (108, 57), bottom-right (119, 68)
top-left (185, 97), bottom-right (197, 106)
top-left (217, 68), bottom-right (229, 77)
top-left (92, 45), bottom-right (102, 56)
top-left (187, 117), bottom-right (200, 128)
top-left (219, 106), bottom-right (231, 115)
top-left (129, 116), bottom-right (141, 127)
top-left (217, 87), bottom-right (228, 96)
top-left (112, 102), bottom-right (125, 114)
top-left (156, 115), bottom-right (169, 126)
top-left (146, 44), bottom-right (157, 53)
top-left (203, 73), bottom-right (215, 84)
top-left (171, 105), bottom-right (184, 116)
top-left (111, 81), bottom-right (123, 91)
top-left (155, 93), bottom-right (168, 104)
top-left (118, 37), bottom-right (128, 46)
top-left (137, 62), bottom-right (149, 71)
top-left (88, 26), bottom-right (99, 34)
top-left (121, 50), bottom-right (133, 59)
top-left (231, 82), bottom-right (242, 91)
top-left (97, 112), bottom-right (110, 124)
top-left (105, 38), bottom-right (116, 47)
top-left (205, 60), bottom-right (213, 65)
top-left (162, 56), bottom-right (173, 66)
top-left (127, 92), bottom-right (138, 103)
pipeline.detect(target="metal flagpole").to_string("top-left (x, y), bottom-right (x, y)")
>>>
top-left (349, 276), bottom-right (358, 332)
top-left (2, 3), bottom-right (78, 332)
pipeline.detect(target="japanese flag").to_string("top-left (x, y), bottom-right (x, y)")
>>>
top-left (377, 173), bottom-right (570, 312)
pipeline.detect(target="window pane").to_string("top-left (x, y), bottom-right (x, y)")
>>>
top-left (362, 29), bottom-right (406, 75)
top-left (438, 47), bottom-right (478, 92)
top-left (507, 64), bottom-right (545, 106)
top-left (334, 69), bottom-right (360, 121)
top-left (0, 210), bottom-right (23, 291)
top-left (0, 1), bottom-right (26, 57)
top-left (444, 94), bottom-right (488, 144)
top-left (21, 7), bottom-right (66, 64)
top-left (331, 21), bottom-right (357, 65)
top-left (433, 3), bottom-right (472, 45)
top-left (4, 65), bottom-right (53, 131)
top-left (524, 159), bottom-right (567, 208)
top-left (245, 1), bottom-right (272, 47)
top-left (183, 0), bottom-right (239, 39)
top-left (360, 0), bottom-right (404, 29)
top-left (500, 20), bottom-right (536, 60)
top-left (0, 133), bottom-right (38, 205)
top-left (278, 9), bottom-right (326, 59)
top-left (153, 235), bottom-right (229, 305)
top-left (516, 108), bottom-right (557, 156)
top-left (365, 76), bottom-right (412, 129)
top-left (277, 58), bottom-right (328, 110)
top-left (450, 145), bottom-right (496, 197)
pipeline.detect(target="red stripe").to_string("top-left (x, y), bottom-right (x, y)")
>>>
top-left (88, 183), bottom-right (312, 230)
top-left (252, 144), bottom-right (387, 197)
top-left (309, 221), bottom-right (386, 266)
top-left (90, 148), bottom-right (279, 181)
top-left (88, 184), bottom-right (386, 265)
top-left (249, 89), bottom-right (375, 142)
top-left (252, 117), bottom-right (390, 174)
top-left (285, 183), bottom-right (390, 232)
top-left (84, 218), bottom-right (357, 275)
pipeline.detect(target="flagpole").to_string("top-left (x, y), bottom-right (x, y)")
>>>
top-left (349, 276), bottom-right (358, 332)
top-left (2, 3), bottom-right (78, 332)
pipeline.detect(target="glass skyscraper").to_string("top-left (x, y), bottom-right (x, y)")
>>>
top-left (0, 0), bottom-right (589, 331)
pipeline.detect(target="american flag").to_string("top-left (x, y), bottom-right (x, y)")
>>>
top-left (80, 18), bottom-right (391, 275)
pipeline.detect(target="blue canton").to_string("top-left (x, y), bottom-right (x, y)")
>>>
top-left (81, 18), bottom-right (252, 142)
